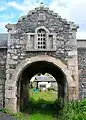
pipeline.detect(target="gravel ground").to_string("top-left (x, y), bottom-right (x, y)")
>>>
top-left (0, 112), bottom-right (17, 120)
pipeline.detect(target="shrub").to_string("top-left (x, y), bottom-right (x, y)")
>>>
top-left (57, 99), bottom-right (86, 120)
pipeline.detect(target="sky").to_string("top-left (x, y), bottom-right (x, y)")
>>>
top-left (0, 0), bottom-right (86, 39)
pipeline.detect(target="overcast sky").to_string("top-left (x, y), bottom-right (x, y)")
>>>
top-left (0, 0), bottom-right (86, 39)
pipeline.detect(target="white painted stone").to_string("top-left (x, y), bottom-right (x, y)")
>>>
top-left (68, 51), bottom-right (77, 56)
top-left (12, 56), bottom-right (18, 60)
top-left (21, 53), bottom-right (25, 56)
top-left (5, 90), bottom-right (16, 98)
top-left (0, 85), bottom-right (3, 90)
top-left (7, 54), bottom-right (11, 58)
top-left (16, 45), bottom-right (21, 48)
top-left (20, 56), bottom-right (24, 59)
top-left (11, 46), bottom-right (14, 49)
top-left (6, 69), bottom-right (14, 74)
top-left (5, 86), bottom-right (16, 98)
top-left (6, 74), bottom-right (9, 80)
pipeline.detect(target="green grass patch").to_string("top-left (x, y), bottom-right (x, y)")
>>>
top-left (29, 88), bottom-right (57, 102)
top-left (1, 89), bottom-right (86, 120)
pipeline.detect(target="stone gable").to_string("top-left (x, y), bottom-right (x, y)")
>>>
top-left (6, 5), bottom-right (78, 63)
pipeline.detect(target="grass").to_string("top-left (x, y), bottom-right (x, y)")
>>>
top-left (24, 89), bottom-right (58, 120)
top-left (1, 89), bottom-right (86, 120)
top-left (29, 88), bottom-right (57, 101)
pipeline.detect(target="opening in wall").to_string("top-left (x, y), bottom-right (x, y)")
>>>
top-left (37, 29), bottom-right (46, 49)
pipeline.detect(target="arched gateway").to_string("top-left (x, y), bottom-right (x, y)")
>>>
top-left (5, 4), bottom-right (79, 112)
top-left (5, 56), bottom-right (78, 112)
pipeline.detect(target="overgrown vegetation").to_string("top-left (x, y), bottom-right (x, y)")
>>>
top-left (57, 99), bottom-right (86, 120)
top-left (1, 89), bottom-right (86, 120)
top-left (29, 88), bottom-right (57, 102)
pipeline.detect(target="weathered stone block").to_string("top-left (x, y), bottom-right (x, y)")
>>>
top-left (12, 56), bottom-right (18, 60)
top-left (7, 59), bottom-right (17, 64)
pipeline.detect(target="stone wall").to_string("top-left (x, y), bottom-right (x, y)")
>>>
top-left (6, 5), bottom-right (78, 94)
top-left (5, 5), bottom-right (79, 112)
top-left (5, 6), bottom-right (79, 99)
top-left (0, 49), bottom-right (7, 108)
top-left (6, 5), bottom-right (78, 72)
top-left (78, 48), bottom-right (86, 98)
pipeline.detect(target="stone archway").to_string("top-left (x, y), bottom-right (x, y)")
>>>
top-left (17, 61), bottom-right (67, 112)
top-left (5, 55), bottom-right (77, 112)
